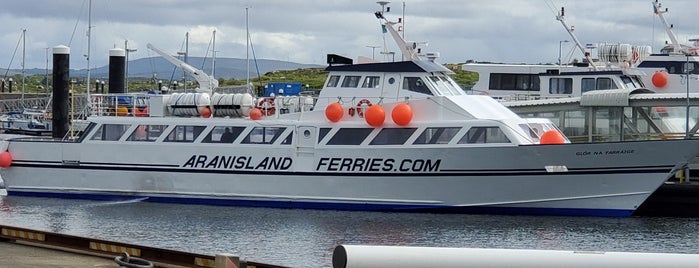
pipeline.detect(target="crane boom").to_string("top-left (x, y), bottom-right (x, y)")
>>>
top-left (147, 43), bottom-right (219, 94)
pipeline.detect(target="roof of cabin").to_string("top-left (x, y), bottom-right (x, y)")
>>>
top-left (325, 60), bottom-right (453, 74)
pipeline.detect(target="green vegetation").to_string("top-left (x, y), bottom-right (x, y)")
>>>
top-left (6, 63), bottom-right (479, 94)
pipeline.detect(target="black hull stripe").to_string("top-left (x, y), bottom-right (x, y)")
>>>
top-left (10, 162), bottom-right (675, 177)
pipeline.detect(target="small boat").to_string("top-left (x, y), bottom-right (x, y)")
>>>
top-left (0, 109), bottom-right (51, 135)
top-left (1, 3), bottom-right (699, 217)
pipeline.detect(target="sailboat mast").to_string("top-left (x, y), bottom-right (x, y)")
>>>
top-left (21, 29), bottom-right (25, 101)
top-left (246, 7), bottom-right (250, 89)
top-left (86, 0), bottom-right (92, 98)
top-left (212, 29), bottom-right (216, 78)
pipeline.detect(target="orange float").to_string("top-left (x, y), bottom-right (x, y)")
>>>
top-left (0, 151), bottom-right (12, 168)
top-left (250, 108), bottom-right (262, 120)
top-left (539, 130), bottom-right (566, 144)
top-left (652, 71), bottom-right (668, 88)
top-left (365, 105), bottom-right (385, 127)
top-left (391, 103), bottom-right (413, 126)
top-left (200, 107), bottom-right (212, 118)
top-left (325, 102), bottom-right (344, 122)
top-left (134, 107), bottom-right (150, 117)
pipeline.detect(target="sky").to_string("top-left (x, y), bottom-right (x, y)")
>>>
top-left (1, 0), bottom-right (698, 71)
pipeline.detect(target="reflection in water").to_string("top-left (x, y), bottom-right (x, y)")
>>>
top-left (1, 195), bottom-right (699, 268)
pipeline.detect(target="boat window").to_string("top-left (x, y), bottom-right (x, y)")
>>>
top-left (369, 128), bottom-right (417, 145)
top-left (402, 77), bottom-right (432, 95)
top-left (326, 75), bottom-right (341, 87)
top-left (361, 76), bottom-right (380, 88)
top-left (596, 78), bottom-right (616, 90)
top-left (326, 128), bottom-right (373, 145)
top-left (164, 125), bottom-right (206, 143)
top-left (127, 124), bottom-right (167, 142)
top-left (202, 126), bottom-right (245, 143)
top-left (581, 78), bottom-right (596, 93)
top-left (458, 127), bottom-right (511, 144)
top-left (413, 127), bottom-right (461, 144)
top-left (549, 78), bottom-right (572, 94)
top-left (488, 73), bottom-right (540, 91)
top-left (318, 128), bottom-right (331, 143)
top-left (90, 124), bottom-right (130, 141)
top-left (441, 76), bottom-right (464, 95)
top-left (621, 75), bottom-right (644, 88)
top-left (242, 127), bottom-right (287, 144)
top-left (341, 76), bottom-right (362, 88)
top-left (280, 132), bottom-right (293, 145)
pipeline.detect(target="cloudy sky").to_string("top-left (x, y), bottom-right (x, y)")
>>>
top-left (0, 0), bottom-right (698, 71)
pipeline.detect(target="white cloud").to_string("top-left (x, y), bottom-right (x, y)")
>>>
top-left (0, 0), bottom-right (697, 70)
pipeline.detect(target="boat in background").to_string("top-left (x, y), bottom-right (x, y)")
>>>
top-left (1, 2), bottom-right (699, 217)
top-left (0, 108), bottom-right (51, 135)
top-left (463, 1), bottom-right (699, 99)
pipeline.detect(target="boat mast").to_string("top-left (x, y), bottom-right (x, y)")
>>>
top-left (555, 7), bottom-right (597, 70)
top-left (652, 1), bottom-right (682, 54)
top-left (246, 7), bottom-right (250, 91)
top-left (21, 29), bottom-right (25, 102)
top-left (86, 0), bottom-right (92, 99)
top-left (211, 29), bottom-right (216, 79)
top-left (376, 1), bottom-right (419, 61)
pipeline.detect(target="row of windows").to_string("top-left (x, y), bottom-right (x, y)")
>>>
top-left (326, 74), bottom-right (439, 96)
top-left (549, 77), bottom-right (617, 94)
top-left (88, 124), bottom-right (512, 146)
top-left (327, 75), bottom-right (381, 89)
top-left (90, 124), bottom-right (292, 145)
top-left (320, 126), bottom-right (511, 145)
top-left (489, 73), bottom-right (541, 91)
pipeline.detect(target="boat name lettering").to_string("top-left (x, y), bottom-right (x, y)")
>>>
top-left (316, 157), bottom-right (441, 172)
top-left (182, 155), bottom-right (292, 170)
top-left (576, 149), bottom-right (635, 156)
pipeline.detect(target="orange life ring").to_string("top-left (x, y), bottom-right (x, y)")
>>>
top-left (355, 99), bottom-right (372, 118)
top-left (257, 98), bottom-right (275, 116)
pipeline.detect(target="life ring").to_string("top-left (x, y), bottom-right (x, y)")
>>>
top-left (257, 98), bottom-right (275, 116)
top-left (355, 99), bottom-right (372, 118)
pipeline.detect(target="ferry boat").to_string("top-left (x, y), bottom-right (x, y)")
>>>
top-left (1, 3), bottom-right (699, 217)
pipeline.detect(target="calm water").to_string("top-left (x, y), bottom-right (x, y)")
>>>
top-left (1, 195), bottom-right (699, 268)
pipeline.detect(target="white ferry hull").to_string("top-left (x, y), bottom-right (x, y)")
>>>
top-left (3, 138), bottom-right (695, 217)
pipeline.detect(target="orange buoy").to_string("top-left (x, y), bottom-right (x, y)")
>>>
top-left (200, 107), bottom-right (212, 118)
top-left (391, 103), bottom-right (413, 126)
top-left (250, 108), bottom-right (262, 120)
top-left (539, 130), bottom-right (566, 144)
top-left (134, 107), bottom-right (150, 117)
top-left (652, 71), bottom-right (668, 88)
top-left (365, 105), bottom-right (385, 127)
top-left (325, 102), bottom-right (344, 122)
top-left (0, 151), bottom-right (12, 168)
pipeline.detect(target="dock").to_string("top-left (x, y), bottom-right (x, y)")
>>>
top-left (0, 225), bottom-right (289, 268)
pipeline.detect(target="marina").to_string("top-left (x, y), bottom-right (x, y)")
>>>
top-left (4, 1), bottom-right (699, 267)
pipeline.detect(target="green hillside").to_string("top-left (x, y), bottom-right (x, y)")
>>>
top-left (7, 63), bottom-right (479, 94)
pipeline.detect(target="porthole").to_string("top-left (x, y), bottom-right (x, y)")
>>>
top-left (304, 129), bottom-right (311, 138)
top-left (388, 77), bottom-right (395, 84)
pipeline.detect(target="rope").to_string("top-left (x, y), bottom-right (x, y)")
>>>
top-left (114, 252), bottom-right (154, 268)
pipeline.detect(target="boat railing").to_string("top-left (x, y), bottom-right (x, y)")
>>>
top-left (90, 93), bottom-right (152, 117)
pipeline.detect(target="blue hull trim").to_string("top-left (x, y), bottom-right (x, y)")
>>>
top-left (7, 190), bottom-right (634, 218)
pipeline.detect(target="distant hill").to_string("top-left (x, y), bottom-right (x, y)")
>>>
top-left (14, 56), bottom-right (323, 80)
